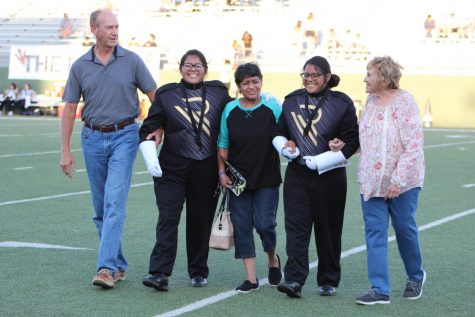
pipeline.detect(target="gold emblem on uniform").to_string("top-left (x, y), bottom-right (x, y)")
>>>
top-left (175, 97), bottom-right (211, 137)
top-left (290, 103), bottom-right (322, 145)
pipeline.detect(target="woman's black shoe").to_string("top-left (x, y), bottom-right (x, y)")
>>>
top-left (268, 254), bottom-right (282, 286)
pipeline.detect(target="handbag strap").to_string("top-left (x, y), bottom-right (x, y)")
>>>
top-left (219, 189), bottom-right (228, 212)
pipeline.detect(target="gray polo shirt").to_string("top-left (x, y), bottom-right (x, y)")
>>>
top-left (63, 45), bottom-right (157, 125)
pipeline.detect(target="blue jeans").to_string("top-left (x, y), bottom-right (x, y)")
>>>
top-left (81, 123), bottom-right (139, 274)
top-left (361, 187), bottom-right (424, 295)
top-left (229, 186), bottom-right (279, 259)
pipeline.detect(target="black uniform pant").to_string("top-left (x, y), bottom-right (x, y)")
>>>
top-left (148, 151), bottom-right (219, 278)
top-left (282, 162), bottom-right (347, 287)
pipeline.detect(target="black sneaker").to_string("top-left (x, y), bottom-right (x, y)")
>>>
top-left (277, 281), bottom-right (302, 298)
top-left (236, 279), bottom-right (259, 293)
top-left (403, 270), bottom-right (426, 299)
top-left (191, 276), bottom-right (207, 288)
top-left (268, 254), bottom-right (282, 286)
top-left (355, 289), bottom-right (390, 305)
top-left (318, 284), bottom-right (336, 296)
top-left (143, 273), bottom-right (169, 291)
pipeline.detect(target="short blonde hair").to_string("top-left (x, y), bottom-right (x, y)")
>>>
top-left (367, 56), bottom-right (403, 89)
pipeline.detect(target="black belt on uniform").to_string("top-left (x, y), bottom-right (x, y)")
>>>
top-left (84, 118), bottom-right (136, 133)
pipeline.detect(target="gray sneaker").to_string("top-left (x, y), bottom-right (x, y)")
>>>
top-left (355, 289), bottom-right (390, 305)
top-left (403, 270), bottom-right (426, 299)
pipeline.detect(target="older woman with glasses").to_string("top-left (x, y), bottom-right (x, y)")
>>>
top-left (139, 49), bottom-right (233, 291)
top-left (273, 56), bottom-right (359, 298)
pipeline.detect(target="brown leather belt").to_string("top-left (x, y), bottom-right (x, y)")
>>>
top-left (84, 118), bottom-right (136, 133)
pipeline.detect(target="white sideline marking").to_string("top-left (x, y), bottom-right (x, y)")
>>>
top-left (445, 135), bottom-right (473, 139)
top-left (14, 166), bottom-right (33, 170)
top-left (0, 132), bottom-right (80, 138)
top-left (424, 141), bottom-right (475, 149)
top-left (154, 208), bottom-right (475, 317)
top-left (0, 182), bottom-right (153, 207)
top-left (0, 241), bottom-right (92, 250)
top-left (425, 128), bottom-right (475, 133)
top-left (463, 184), bottom-right (475, 188)
top-left (0, 148), bottom-right (81, 158)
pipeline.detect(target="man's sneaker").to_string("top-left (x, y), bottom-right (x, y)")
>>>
top-left (191, 276), bottom-right (207, 287)
top-left (355, 289), bottom-right (390, 305)
top-left (403, 270), bottom-right (426, 299)
top-left (318, 284), bottom-right (336, 296)
top-left (92, 268), bottom-right (115, 288)
top-left (236, 279), bottom-right (259, 293)
top-left (114, 269), bottom-right (126, 282)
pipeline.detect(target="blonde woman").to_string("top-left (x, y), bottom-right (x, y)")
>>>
top-left (355, 56), bottom-right (426, 305)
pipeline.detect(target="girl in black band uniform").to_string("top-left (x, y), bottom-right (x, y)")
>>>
top-left (273, 56), bottom-right (359, 298)
top-left (139, 49), bottom-right (232, 291)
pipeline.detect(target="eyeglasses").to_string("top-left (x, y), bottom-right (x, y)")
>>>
top-left (182, 63), bottom-right (205, 71)
top-left (300, 72), bottom-right (324, 79)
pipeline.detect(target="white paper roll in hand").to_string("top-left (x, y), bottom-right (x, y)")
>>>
top-left (302, 155), bottom-right (319, 170)
top-left (282, 146), bottom-right (300, 159)
top-left (272, 136), bottom-right (300, 159)
top-left (303, 151), bottom-right (347, 174)
top-left (139, 140), bottom-right (162, 177)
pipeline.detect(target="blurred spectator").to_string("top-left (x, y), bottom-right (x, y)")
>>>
top-left (232, 39), bottom-right (243, 64)
top-left (352, 33), bottom-right (369, 60)
top-left (302, 12), bottom-right (318, 50)
top-left (447, 13), bottom-right (460, 37)
top-left (82, 36), bottom-right (93, 46)
top-left (242, 30), bottom-right (253, 59)
top-left (292, 20), bottom-right (306, 57)
top-left (59, 13), bottom-right (74, 39)
top-left (16, 83), bottom-right (38, 115)
top-left (143, 34), bottom-right (157, 47)
top-left (1, 83), bottom-right (18, 116)
top-left (128, 36), bottom-right (141, 47)
top-left (326, 28), bottom-right (340, 57)
top-left (424, 15), bottom-right (436, 38)
top-left (219, 59), bottom-right (233, 90)
top-left (341, 29), bottom-right (354, 59)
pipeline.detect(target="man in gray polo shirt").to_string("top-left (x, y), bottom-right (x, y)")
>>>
top-left (60, 8), bottom-right (158, 289)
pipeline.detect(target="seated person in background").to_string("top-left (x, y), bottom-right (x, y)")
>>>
top-left (15, 83), bottom-right (37, 114)
top-left (59, 13), bottom-right (74, 39)
top-left (143, 34), bottom-right (157, 47)
top-left (128, 36), bottom-right (141, 47)
top-left (1, 82), bottom-right (18, 116)
top-left (82, 36), bottom-right (93, 46)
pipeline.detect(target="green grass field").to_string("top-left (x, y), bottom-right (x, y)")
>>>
top-left (1, 116), bottom-right (474, 317)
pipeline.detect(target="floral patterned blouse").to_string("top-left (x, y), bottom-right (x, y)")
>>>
top-left (358, 89), bottom-right (425, 201)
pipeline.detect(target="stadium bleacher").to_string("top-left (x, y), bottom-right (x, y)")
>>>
top-left (0, 0), bottom-right (474, 72)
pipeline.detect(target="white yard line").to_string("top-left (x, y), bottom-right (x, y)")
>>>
top-left (0, 241), bottom-right (92, 250)
top-left (154, 208), bottom-right (475, 317)
top-left (424, 141), bottom-right (475, 149)
top-left (13, 166), bottom-right (33, 170)
top-left (0, 182), bottom-right (152, 207)
top-left (0, 149), bottom-right (82, 158)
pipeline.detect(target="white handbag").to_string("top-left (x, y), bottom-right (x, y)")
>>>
top-left (209, 190), bottom-right (234, 250)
